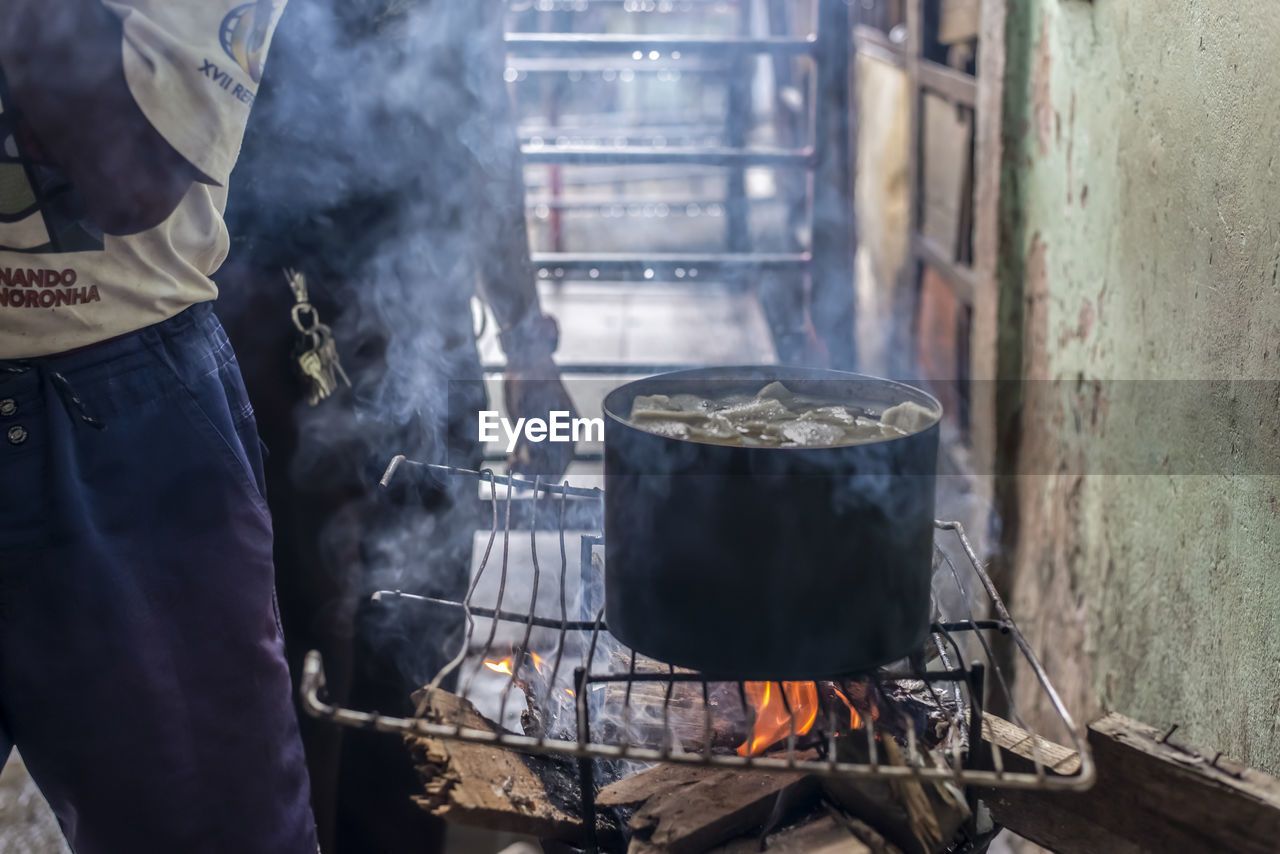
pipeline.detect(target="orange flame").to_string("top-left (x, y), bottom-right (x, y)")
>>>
top-left (484, 651), bottom-right (547, 678)
top-left (736, 682), bottom-right (820, 757)
top-left (831, 685), bottom-right (878, 730)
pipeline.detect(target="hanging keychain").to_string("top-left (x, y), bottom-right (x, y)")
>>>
top-left (285, 268), bottom-right (350, 405)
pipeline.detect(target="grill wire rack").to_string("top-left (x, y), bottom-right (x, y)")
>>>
top-left (300, 458), bottom-right (1095, 845)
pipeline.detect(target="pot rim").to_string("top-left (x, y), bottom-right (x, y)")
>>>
top-left (602, 364), bottom-right (944, 450)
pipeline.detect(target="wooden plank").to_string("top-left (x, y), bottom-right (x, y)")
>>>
top-left (938, 0), bottom-right (981, 45)
top-left (979, 712), bottom-right (1080, 776)
top-left (710, 814), bottom-right (873, 854)
top-left (890, 0), bottom-right (925, 375)
top-left (850, 39), bottom-right (910, 374)
top-left (918, 268), bottom-right (964, 423)
top-left (1084, 715), bottom-right (1280, 851)
top-left (919, 61), bottom-right (977, 108)
top-left (919, 93), bottom-right (974, 267)
top-left (599, 650), bottom-right (744, 755)
top-left (852, 27), bottom-right (976, 107)
top-left (914, 235), bottom-right (976, 306)
top-left (821, 749), bottom-right (969, 854)
top-left (967, 0), bottom-right (1006, 505)
top-left (979, 713), bottom-right (1280, 854)
top-left (405, 689), bottom-right (618, 846)
top-left (600, 753), bottom-right (822, 811)
top-left (619, 764), bottom-right (820, 854)
top-left (853, 25), bottom-right (904, 70)
top-left (598, 763), bottom-right (725, 807)
top-left (983, 789), bottom-right (1146, 854)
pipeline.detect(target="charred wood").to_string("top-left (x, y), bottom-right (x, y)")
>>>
top-left (405, 688), bottom-right (621, 847)
top-left (822, 728), bottom-right (970, 854)
top-left (599, 761), bottom-right (820, 854)
top-left (709, 813), bottom-right (875, 853)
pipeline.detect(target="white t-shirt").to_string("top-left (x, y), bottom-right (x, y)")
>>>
top-left (0, 0), bottom-right (285, 358)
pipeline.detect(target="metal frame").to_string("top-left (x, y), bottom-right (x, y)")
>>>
top-left (529, 250), bottom-right (810, 278)
top-left (505, 1), bottom-right (858, 371)
top-left (301, 464), bottom-right (1095, 820)
top-left (521, 145), bottom-right (815, 167)
top-left (504, 34), bottom-right (819, 59)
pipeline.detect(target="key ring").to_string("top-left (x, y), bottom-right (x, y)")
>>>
top-left (286, 268), bottom-right (318, 333)
top-left (292, 302), bottom-right (319, 334)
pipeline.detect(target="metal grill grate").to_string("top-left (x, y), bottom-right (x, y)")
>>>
top-left (300, 458), bottom-right (1094, 806)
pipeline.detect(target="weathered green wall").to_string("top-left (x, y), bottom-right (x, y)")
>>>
top-left (999, 0), bottom-right (1280, 771)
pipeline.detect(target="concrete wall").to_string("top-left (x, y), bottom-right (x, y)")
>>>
top-left (997, 0), bottom-right (1280, 771)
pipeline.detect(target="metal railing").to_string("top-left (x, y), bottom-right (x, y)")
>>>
top-left (503, 0), bottom-right (856, 370)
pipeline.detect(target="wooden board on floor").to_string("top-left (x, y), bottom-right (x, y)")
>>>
top-left (598, 763), bottom-right (724, 807)
top-left (406, 688), bottom-right (615, 846)
top-left (599, 761), bottom-right (819, 854)
top-left (979, 712), bottom-right (1280, 854)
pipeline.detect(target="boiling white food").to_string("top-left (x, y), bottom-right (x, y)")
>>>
top-left (627, 381), bottom-right (934, 447)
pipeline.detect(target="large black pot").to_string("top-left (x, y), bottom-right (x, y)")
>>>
top-left (602, 366), bottom-right (941, 679)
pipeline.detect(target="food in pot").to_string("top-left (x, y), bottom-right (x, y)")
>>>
top-left (627, 381), bottom-right (934, 447)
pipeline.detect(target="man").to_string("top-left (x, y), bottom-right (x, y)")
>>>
top-left (216, 1), bottom-right (574, 850)
top-left (0, 1), bottom-right (316, 851)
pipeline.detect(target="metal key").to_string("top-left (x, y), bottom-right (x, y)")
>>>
top-left (315, 324), bottom-right (350, 389)
top-left (286, 269), bottom-right (351, 406)
top-left (297, 325), bottom-right (351, 405)
top-left (297, 341), bottom-right (334, 405)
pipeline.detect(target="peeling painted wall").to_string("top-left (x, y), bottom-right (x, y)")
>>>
top-left (999, 0), bottom-right (1280, 771)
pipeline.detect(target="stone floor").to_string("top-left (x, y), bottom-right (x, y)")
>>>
top-left (0, 755), bottom-right (69, 854)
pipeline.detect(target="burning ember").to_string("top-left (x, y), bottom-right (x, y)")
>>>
top-left (737, 681), bottom-right (879, 756)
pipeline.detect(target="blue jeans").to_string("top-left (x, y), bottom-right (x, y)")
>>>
top-left (0, 304), bottom-right (317, 853)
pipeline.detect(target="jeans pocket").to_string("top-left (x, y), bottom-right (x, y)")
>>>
top-left (149, 333), bottom-right (271, 519)
top-left (237, 420), bottom-right (269, 502)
